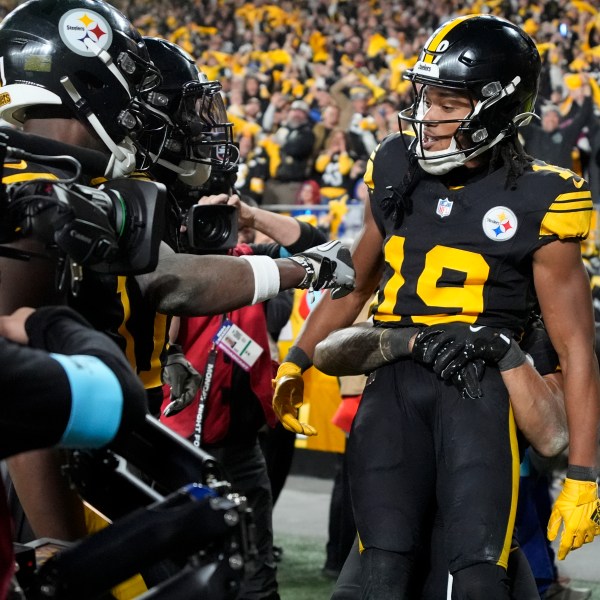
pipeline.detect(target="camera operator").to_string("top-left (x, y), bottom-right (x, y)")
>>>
top-left (0, 304), bottom-right (147, 598)
top-left (0, 2), bottom-right (354, 556)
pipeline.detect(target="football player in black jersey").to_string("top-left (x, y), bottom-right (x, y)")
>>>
top-left (313, 318), bottom-right (565, 599)
top-left (0, 0), bottom-right (354, 544)
top-left (272, 14), bottom-right (600, 600)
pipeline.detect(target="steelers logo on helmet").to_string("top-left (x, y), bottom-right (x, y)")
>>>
top-left (58, 9), bottom-right (113, 57)
top-left (482, 206), bottom-right (518, 242)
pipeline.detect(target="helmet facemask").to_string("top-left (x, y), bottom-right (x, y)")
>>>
top-left (400, 75), bottom-right (530, 175)
top-left (145, 76), bottom-right (236, 187)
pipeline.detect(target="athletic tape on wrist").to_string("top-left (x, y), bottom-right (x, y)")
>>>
top-left (241, 255), bottom-right (281, 304)
top-left (498, 338), bottom-right (527, 371)
top-left (51, 354), bottom-right (123, 448)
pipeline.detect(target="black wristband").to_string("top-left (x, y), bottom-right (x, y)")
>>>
top-left (167, 343), bottom-right (183, 355)
top-left (567, 464), bottom-right (599, 482)
top-left (285, 346), bottom-right (312, 373)
top-left (380, 327), bottom-right (419, 361)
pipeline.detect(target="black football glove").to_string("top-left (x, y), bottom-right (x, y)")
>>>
top-left (451, 359), bottom-right (486, 400)
top-left (161, 345), bottom-right (203, 417)
top-left (412, 323), bottom-right (525, 397)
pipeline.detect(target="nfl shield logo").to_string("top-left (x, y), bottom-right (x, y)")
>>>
top-left (436, 198), bottom-right (453, 218)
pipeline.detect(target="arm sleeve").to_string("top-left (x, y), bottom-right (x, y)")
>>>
top-left (0, 306), bottom-right (146, 459)
top-left (249, 221), bottom-right (328, 258)
top-left (266, 290), bottom-right (294, 341)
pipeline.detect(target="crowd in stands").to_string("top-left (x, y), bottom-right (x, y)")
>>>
top-left (104, 0), bottom-right (600, 224)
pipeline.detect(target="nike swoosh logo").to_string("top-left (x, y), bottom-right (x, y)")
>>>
top-left (469, 325), bottom-right (484, 332)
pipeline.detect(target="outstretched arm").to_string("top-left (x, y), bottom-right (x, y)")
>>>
top-left (314, 323), bottom-right (419, 376)
top-left (138, 239), bottom-right (353, 317)
top-left (197, 193), bottom-right (327, 249)
top-left (314, 319), bottom-right (568, 457)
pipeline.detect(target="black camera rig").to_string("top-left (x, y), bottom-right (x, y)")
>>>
top-left (0, 129), bottom-right (165, 278)
top-left (16, 417), bottom-right (256, 600)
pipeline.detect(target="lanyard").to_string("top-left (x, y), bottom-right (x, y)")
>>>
top-left (192, 344), bottom-right (218, 448)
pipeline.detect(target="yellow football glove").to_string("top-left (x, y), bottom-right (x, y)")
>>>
top-left (547, 478), bottom-right (600, 560)
top-left (272, 361), bottom-right (318, 436)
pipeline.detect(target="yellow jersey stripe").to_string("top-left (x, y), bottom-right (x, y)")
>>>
top-left (497, 404), bottom-right (520, 570)
top-left (548, 191), bottom-right (593, 213)
top-left (3, 172), bottom-right (59, 184)
top-left (540, 209), bottom-right (591, 238)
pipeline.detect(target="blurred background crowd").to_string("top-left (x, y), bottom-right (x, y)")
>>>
top-left (4, 0), bottom-right (600, 241)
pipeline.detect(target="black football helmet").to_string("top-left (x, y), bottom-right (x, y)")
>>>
top-left (142, 37), bottom-right (236, 187)
top-left (400, 14), bottom-right (541, 174)
top-left (0, 0), bottom-right (167, 177)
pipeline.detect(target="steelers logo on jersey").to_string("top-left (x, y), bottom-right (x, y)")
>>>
top-left (482, 206), bottom-right (518, 242)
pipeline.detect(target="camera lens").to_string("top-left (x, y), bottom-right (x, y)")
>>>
top-left (188, 204), bottom-right (237, 251)
top-left (195, 211), bottom-right (231, 247)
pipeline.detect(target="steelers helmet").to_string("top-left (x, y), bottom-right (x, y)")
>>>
top-left (143, 37), bottom-right (236, 187)
top-left (400, 14), bottom-right (541, 174)
top-left (0, 0), bottom-right (166, 177)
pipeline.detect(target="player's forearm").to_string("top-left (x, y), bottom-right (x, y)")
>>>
top-left (562, 358), bottom-right (600, 467)
top-left (314, 324), bottom-right (383, 375)
top-left (314, 323), bottom-right (418, 376)
top-left (295, 290), bottom-right (371, 361)
top-left (502, 366), bottom-right (567, 457)
top-left (250, 207), bottom-right (301, 247)
top-left (148, 254), bottom-right (305, 316)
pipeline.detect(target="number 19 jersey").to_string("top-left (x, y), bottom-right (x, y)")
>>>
top-left (367, 133), bottom-right (592, 331)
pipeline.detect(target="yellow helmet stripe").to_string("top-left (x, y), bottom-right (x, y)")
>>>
top-left (423, 14), bottom-right (477, 63)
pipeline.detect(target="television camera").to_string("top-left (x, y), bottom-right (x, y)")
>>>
top-left (0, 128), bottom-right (165, 280)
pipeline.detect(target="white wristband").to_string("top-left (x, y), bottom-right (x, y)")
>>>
top-left (240, 255), bottom-right (281, 304)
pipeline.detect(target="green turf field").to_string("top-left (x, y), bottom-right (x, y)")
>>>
top-left (274, 533), bottom-right (600, 600)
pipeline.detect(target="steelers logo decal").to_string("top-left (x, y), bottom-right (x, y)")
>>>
top-left (59, 9), bottom-right (113, 57)
top-left (482, 206), bottom-right (518, 242)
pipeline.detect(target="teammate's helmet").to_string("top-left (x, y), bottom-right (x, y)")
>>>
top-left (0, 0), bottom-right (166, 177)
top-left (143, 37), bottom-right (236, 187)
top-left (401, 14), bottom-right (541, 175)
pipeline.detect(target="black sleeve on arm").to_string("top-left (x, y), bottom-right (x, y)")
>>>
top-left (0, 337), bottom-right (73, 458)
top-left (25, 306), bottom-right (146, 447)
top-left (266, 290), bottom-right (294, 341)
top-left (283, 220), bottom-right (328, 254)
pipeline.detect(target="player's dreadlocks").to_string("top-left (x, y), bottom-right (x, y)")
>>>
top-left (488, 133), bottom-right (533, 190)
top-left (380, 133), bottom-right (533, 229)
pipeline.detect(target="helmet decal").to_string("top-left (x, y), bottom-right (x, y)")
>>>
top-left (58, 9), bottom-right (113, 57)
top-left (421, 14), bottom-right (474, 61)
